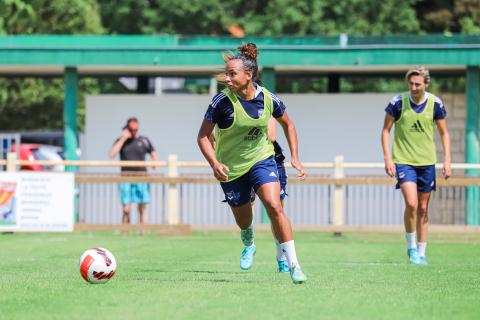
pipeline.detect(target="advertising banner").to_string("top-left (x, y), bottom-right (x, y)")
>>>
top-left (0, 172), bottom-right (74, 232)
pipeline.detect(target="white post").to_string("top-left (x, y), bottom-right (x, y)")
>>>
top-left (6, 152), bottom-right (17, 172)
top-left (209, 77), bottom-right (218, 97)
top-left (339, 33), bottom-right (348, 48)
top-left (333, 155), bottom-right (344, 234)
top-left (167, 154), bottom-right (179, 224)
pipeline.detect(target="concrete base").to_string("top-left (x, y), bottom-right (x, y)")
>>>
top-left (190, 224), bottom-right (480, 233)
top-left (74, 223), bottom-right (192, 236)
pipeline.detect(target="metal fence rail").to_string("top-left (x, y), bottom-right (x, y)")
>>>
top-left (346, 184), bottom-right (403, 225)
top-left (1, 154), bottom-right (479, 226)
top-left (75, 177), bottom-right (468, 225)
top-left (78, 181), bottom-right (167, 224)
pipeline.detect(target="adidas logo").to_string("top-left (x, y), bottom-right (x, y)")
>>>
top-left (244, 127), bottom-right (262, 141)
top-left (269, 171), bottom-right (277, 177)
top-left (409, 120), bottom-right (425, 133)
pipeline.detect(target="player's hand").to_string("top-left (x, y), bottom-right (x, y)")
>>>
top-left (291, 158), bottom-right (306, 180)
top-left (385, 159), bottom-right (396, 178)
top-left (443, 160), bottom-right (452, 179)
top-left (213, 162), bottom-right (229, 182)
top-left (121, 129), bottom-right (132, 140)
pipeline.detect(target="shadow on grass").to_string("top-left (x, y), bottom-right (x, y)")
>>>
top-left (128, 269), bottom-right (263, 283)
top-left (130, 277), bottom-right (258, 283)
top-left (185, 270), bottom-right (247, 275)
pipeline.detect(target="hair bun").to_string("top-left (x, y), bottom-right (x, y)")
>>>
top-left (239, 43), bottom-right (258, 61)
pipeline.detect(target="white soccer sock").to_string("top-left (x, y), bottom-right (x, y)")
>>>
top-left (275, 239), bottom-right (286, 261)
top-left (417, 242), bottom-right (427, 257)
top-left (279, 240), bottom-right (300, 269)
top-left (405, 232), bottom-right (417, 249)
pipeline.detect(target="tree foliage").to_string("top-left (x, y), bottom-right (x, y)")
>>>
top-left (0, 0), bottom-right (103, 131)
top-left (1, 0), bottom-right (480, 130)
top-left (98, 0), bottom-right (421, 36)
top-left (98, 0), bottom-right (480, 36)
top-left (237, 0), bottom-right (420, 35)
top-left (415, 0), bottom-right (480, 34)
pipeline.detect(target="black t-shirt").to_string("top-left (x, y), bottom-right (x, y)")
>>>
top-left (116, 136), bottom-right (154, 172)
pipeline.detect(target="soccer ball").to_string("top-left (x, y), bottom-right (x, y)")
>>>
top-left (79, 247), bottom-right (117, 284)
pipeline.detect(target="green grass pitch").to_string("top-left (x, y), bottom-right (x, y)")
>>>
top-left (1, 231), bottom-right (479, 319)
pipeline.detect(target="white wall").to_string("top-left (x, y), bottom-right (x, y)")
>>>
top-left (85, 94), bottom-right (211, 170)
top-left (277, 94), bottom-right (393, 163)
top-left (85, 93), bottom-right (394, 167)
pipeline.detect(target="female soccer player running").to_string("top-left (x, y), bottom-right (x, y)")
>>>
top-left (197, 43), bottom-right (307, 284)
top-left (210, 118), bottom-right (291, 274)
top-left (381, 66), bottom-right (451, 265)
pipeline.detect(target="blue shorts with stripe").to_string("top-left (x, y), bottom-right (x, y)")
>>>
top-left (248, 160), bottom-right (288, 204)
top-left (277, 161), bottom-right (288, 200)
top-left (395, 164), bottom-right (436, 192)
top-left (220, 156), bottom-right (279, 207)
top-left (119, 183), bottom-right (151, 205)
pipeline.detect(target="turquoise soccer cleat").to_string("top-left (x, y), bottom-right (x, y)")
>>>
top-left (418, 256), bottom-right (428, 265)
top-left (277, 259), bottom-right (290, 273)
top-left (240, 245), bottom-right (256, 270)
top-left (290, 265), bottom-right (307, 284)
top-left (407, 248), bottom-right (421, 265)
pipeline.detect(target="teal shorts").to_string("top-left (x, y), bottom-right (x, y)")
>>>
top-left (119, 183), bottom-right (151, 205)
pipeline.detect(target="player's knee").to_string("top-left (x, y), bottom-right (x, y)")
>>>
top-left (418, 205), bottom-right (428, 218)
top-left (264, 200), bottom-right (283, 217)
top-left (405, 201), bottom-right (418, 213)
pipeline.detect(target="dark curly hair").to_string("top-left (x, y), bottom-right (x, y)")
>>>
top-left (221, 43), bottom-right (259, 80)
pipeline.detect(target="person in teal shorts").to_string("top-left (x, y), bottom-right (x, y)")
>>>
top-left (109, 117), bottom-right (158, 233)
top-left (381, 66), bottom-right (452, 265)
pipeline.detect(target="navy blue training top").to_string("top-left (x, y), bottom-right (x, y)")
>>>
top-left (204, 84), bottom-right (286, 129)
top-left (385, 92), bottom-right (447, 121)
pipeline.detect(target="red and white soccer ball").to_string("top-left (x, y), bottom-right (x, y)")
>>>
top-left (79, 247), bottom-right (117, 284)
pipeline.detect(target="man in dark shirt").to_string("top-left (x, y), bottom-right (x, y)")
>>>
top-left (109, 117), bottom-right (158, 233)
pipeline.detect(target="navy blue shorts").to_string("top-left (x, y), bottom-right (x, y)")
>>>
top-left (249, 160), bottom-right (288, 204)
top-left (220, 156), bottom-right (279, 207)
top-left (395, 164), bottom-right (436, 192)
top-left (277, 161), bottom-right (288, 200)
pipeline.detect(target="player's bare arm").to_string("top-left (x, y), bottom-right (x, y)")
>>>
top-left (381, 113), bottom-right (396, 177)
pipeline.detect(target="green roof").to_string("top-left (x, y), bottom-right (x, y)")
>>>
top-left (0, 34), bottom-right (478, 74)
